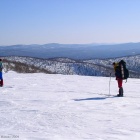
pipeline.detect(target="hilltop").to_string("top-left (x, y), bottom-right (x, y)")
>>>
top-left (0, 71), bottom-right (140, 139)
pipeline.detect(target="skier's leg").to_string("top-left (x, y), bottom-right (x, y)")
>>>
top-left (117, 79), bottom-right (123, 97)
top-left (1, 79), bottom-right (3, 86)
top-left (118, 79), bottom-right (122, 88)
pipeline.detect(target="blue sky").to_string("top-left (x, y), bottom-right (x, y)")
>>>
top-left (0, 0), bottom-right (140, 45)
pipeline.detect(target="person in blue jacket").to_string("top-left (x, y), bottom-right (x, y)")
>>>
top-left (0, 59), bottom-right (3, 87)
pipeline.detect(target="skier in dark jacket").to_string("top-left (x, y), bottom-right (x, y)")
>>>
top-left (112, 62), bottom-right (123, 97)
top-left (0, 59), bottom-right (3, 87)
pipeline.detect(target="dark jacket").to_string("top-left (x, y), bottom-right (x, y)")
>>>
top-left (113, 63), bottom-right (121, 79)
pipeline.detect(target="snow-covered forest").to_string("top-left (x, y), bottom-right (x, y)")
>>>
top-left (2, 55), bottom-right (140, 78)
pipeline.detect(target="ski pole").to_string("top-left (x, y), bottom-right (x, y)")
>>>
top-left (109, 73), bottom-right (111, 96)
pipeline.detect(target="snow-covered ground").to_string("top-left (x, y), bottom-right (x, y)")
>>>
top-left (0, 71), bottom-right (140, 140)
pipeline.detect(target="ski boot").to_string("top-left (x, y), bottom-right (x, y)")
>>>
top-left (117, 87), bottom-right (123, 97)
top-left (0, 79), bottom-right (3, 87)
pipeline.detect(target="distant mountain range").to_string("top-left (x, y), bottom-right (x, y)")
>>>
top-left (0, 42), bottom-right (140, 59)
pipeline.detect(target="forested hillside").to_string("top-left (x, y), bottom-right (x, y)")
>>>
top-left (1, 55), bottom-right (140, 78)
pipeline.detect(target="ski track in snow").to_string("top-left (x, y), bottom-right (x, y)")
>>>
top-left (0, 71), bottom-right (140, 140)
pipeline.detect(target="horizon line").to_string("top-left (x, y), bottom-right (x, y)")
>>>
top-left (0, 42), bottom-right (140, 46)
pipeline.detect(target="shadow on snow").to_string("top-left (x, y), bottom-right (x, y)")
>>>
top-left (74, 95), bottom-right (117, 101)
top-left (74, 97), bottom-right (106, 101)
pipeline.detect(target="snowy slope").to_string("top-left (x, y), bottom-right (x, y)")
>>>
top-left (0, 72), bottom-right (140, 140)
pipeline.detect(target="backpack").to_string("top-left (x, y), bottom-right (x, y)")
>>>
top-left (119, 60), bottom-right (129, 80)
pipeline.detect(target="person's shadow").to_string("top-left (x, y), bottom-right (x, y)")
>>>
top-left (74, 95), bottom-right (116, 101)
top-left (74, 97), bottom-right (106, 101)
